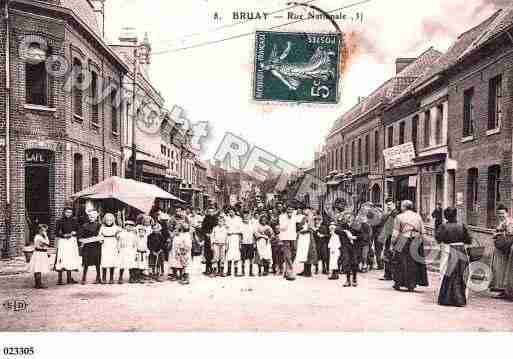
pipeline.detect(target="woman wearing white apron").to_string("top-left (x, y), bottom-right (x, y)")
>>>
top-left (99, 213), bottom-right (121, 284)
top-left (55, 206), bottom-right (80, 285)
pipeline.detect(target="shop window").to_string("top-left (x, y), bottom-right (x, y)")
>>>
top-left (467, 168), bottom-right (479, 226)
top-left (487, 165), bottom-right (501, 228)
top-left (73, 58), bottom-right (83, 117)
top-left (387, 126), bottom-right (393, 148)
top-left (412, 115), bottom-right (418, 150)
top-left (488, 75), bottom-right (502, 130)
top-left (424, 110), bottom-right (431, 148)
top-left (26, 56), bottom-right (48, 106)
top-left (111, 162), bottom-right (118, 177)
top-left (399, 122), bottom-right (405, 145)
top-left (463, 88), bottom-right (475, 137)
top-left (435, 105), bottom-right (443, 145)
top-left (111, 88), bottom-right (119, 135)
top-left (91, 157), bottom-right (99, 185)
top-left (90, 71), bottom-right (99, 126)
top-left (73, 153), bottom-right (83, 193)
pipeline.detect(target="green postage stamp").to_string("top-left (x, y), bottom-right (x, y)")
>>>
top-left (253, 31), bottom-right (341, 104)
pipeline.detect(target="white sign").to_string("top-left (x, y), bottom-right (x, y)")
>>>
top-left (383, 142), bottom-right (416, 170)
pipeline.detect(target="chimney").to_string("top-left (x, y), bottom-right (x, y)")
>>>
top-left (395, 58), bottom-right (416, 74)
top-left (118, 26), bottom-right (138, 44)
top-left (91, 0), bottom-right (106, 38)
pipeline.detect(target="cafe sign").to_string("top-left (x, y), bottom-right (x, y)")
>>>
top-left (25, 149), bottom-right (50, 164)
top-left (383, 142), bottom-right (416, 170)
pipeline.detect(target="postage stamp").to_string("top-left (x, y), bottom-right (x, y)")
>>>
top-left (253, 30), bottom-right (341, 104)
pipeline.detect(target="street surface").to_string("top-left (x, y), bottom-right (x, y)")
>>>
top-left (1, 260), bottom-right (512, 331)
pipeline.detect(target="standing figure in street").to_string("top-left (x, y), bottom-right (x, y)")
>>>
top-left (489, 204), bottom-right (513, 300)
top-left (270, 211), bottom-right (284, 275)
top-left (337, 213), bottom-right (360, 287)
top-left (391, 200), bottom-right (429, 292)
top-left (279, 207), bottom-right (298, 281)
top-left (352, 214), bottom-right (372, 273)
top-left (55, 205), bottom-right (80, 285)
top-left (327, 222), bottom-right (341, 280)
top-left (200, 207), bottom-right (218, 276)
top-left (432, 202), bottom-right (443, 231)
top-left (79, 210), bottom-right (102, 285)
top-left (313, 216), bottom-right (329, 275)
top-left (255, 215), bottom-right (273, 276)
top-left (379, 198), bottom-right (399, 281)
top-left (211, 216), bottom-right (229, 277)
top-left (240, 212), bottom-right (255, 276)
top-left (171, 222), bottom-right (193, 285)
top-left (117, 220), bottom-right (137, 284)
top-left (296, 216), bottom-right (318, 278)
top-left (99, 213), bottom-right (121, 285)
top-left (135, 225), bottom-right (149, 283)
top-left (225, 208), bottom-right (242, 276)
top-left (147, 223), bottom-right (166, 282)
top-left (435, 207), bottom-right (472, 307)
top-left (29, 224), bottom-right (51, 289)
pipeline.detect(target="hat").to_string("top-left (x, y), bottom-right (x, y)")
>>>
top-left (125, 220), bottom-right (135, 226)
top-left (63, 201), bottom-right (74, 211)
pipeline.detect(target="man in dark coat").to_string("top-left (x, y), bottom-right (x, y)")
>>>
top-left (200, 206), bottom-right (218, 275)
top-left (312, 216), bottom-right (329, 274)
top-left (379, 198), bottom-right (399, 281)
top-left (432, 202), bottom-right (443, 230)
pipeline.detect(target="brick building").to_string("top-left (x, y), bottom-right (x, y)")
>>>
top-left (0, 0), bottom-right (128, 257)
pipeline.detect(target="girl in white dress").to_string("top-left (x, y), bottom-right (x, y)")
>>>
top-left (99, 213), bottom-right (121, 284)
top-left (255, 215), bottom-right (273, 276)
top-left (117, 220), bottom-right (137, 284)
top-left (328, 223), bottom-right (341, 280)
top-left (28, 224), bottom-right (51, 289)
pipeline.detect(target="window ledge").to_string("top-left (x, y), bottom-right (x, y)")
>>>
top-left (461, 135), bottom-right (474, 143)
top-left (486, 127), bottom-right (500, 136)
top-left (73, 114), bottom-right (84, 122)
top-left (24, 104), bottom-right (56, 112)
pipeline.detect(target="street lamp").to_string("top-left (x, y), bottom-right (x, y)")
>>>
top-left (130, 32), bottom-right (151, 181)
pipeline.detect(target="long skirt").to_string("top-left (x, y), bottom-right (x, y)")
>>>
top-left (226, 234), bottom-right (241, 261)
top-left (489, 246), bottom-right (513, 298)
top-left (118, 248), bottom-right (136, 270)
top-left (329, 248), bottom-right (340, 271)
top-left (101, 237), bottom-right (119, 268)
top-left (54, 237), bottom-right (80, 271)
top-left (437, 243), bottom-right (469, 307)
top-left (392, 237), bottom-right (429, 289)
top-left (296, 233), bottom-right (311, 263)
top-left (82, 242), bottom-right (101, 267)
top-left (28, 251), bottom-right (50, 274)
top-left (255, 238), bottom-right (272, 264)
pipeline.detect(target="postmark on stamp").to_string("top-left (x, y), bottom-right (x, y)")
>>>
top-left (253, 31), bottom-right (341, 104)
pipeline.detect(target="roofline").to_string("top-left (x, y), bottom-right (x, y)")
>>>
top-left (12, 0), bottom-right (129, 73)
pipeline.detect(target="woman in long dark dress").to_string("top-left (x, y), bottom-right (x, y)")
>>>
top-left (435, 207), bottom-right (472, 307)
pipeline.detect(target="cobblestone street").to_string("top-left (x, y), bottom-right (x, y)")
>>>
top-left (1, 259), bottom-right (512, 331)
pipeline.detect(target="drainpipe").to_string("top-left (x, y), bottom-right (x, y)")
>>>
top-left (3, 0), bottom-right (11, 259)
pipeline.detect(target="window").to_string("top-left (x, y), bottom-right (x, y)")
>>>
top-left (339, 147), bottom-right (344, 171)
top-left (26, 49), bottom-right (48, 106)
top-left (364, 135), bottom-right (369, 166)
top-left (351, 141), bottom-right (355, 168)
top-left (374, 130), bottom-right (379, 165)
top-left (435, 105), bottom-right (443, 145)
top-left (387, 126), bottom-right (393, 148)
top-left (488, 75), bottom-right (502, 130)
top-left (399, 122), bottom-right (405, 145)
top-left (463, 88), bottom-right (475, 137)
top-left (411, 115), bottom-right (418, 151)
top-left (487, 165), bottom-right (501, 228)
top-left (357, 139), bottom-right (362, 167)
top-left (467, 168), bottom-right (479, 225)
top-left (90, 71), bottom-right (99, 126)
top-left (111, 88), bottom-right (118, 134)
top-left (335, 148), bottom-right (339, 170)
top-left (345, 144), bottom-right (349, 169)
top-left (424, 110), bottom-right (431, 148)
top-left (91, 157), bottom-right (99, 185)
top-left (73, 154), bottom-right (83, 193)
top-left (111, 162), bottom-right (118, 177)
top-left (73, 58), bottom-right (83, 117)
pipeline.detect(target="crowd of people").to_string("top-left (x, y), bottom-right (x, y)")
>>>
top-left (27, 197), bottom-right (513, 308)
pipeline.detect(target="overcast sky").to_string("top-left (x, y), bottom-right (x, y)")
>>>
top-left (103, 0), bottom-right (506, 167)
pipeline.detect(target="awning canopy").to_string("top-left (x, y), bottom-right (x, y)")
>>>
top-left (71, 176), bottom-right (184, 214)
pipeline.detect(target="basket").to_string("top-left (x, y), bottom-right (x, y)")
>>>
top-left (466, 237), bottom-right (485, 262)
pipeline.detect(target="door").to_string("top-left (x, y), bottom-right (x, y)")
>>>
top-left (25, 150), bottom-right (52, 237)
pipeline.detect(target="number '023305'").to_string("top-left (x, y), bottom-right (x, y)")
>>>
top-left (3, 347), bottom-right (35, 356)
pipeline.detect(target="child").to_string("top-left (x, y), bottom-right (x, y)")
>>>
top-left (328, 222), bottom-right (341, 280)
top-left (147, 223), bottom-right (166, 282)
top-left (211, 216), bottom-right (228, 277)
top-left (135, 225), bottom-right (149, 283)
top-left (29, 224), bottom-right (51, 289)
top-left (338, 213), bottom-right (360, 287)
top-left (254, 215), bottom-right (273, 276)
top-left (99, 213), bottom-right (121, 284)
top-left (240, 212), bottom-right (255, 277)
top-left (117, 220), bottom-right (137, 284)
top-left (225, 208), bottom-right (242, 276)
top-left (172, 222), bottom-right (193, 285)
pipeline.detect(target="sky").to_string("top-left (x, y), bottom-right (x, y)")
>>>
top-left (103, 0), bottom-right (507, 167)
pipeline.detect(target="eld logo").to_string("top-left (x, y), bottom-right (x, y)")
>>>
top-left (2, 299), bottom-right (28, 312)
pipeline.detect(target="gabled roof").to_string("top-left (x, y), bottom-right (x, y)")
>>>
top-left (61, 0), bottom-right (101, 36)
top-left (329, 47), bottom-right (442, 136)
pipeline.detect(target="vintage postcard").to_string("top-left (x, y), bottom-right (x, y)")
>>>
top-left (0, 0), bottom-right (512, 356)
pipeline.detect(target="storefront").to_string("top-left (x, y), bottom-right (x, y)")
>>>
top-left (383, 142), bottom-right (417, 208)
